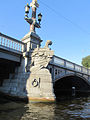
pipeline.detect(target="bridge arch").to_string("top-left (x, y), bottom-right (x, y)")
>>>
top-left (54, 73), bottom-right (90, 99)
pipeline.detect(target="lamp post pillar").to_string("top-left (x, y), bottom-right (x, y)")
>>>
top-left (30, 4), bottom-right (36, 32)
top-left (29, 0), bottom-right (39, 32)
top-left (22, 0), bottom-right (42, 72)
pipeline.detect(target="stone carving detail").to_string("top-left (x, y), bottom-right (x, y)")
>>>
top-left (30, 40), bottom-right (54, 73)
top-left (44, 40), bottom-right (52, 48)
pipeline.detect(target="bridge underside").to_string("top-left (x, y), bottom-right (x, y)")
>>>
top-left (54, 75), bottom-right (90, 100)
top-left (0, 47), bottom-right (22, 63)
top-left (0, 58), bottom-right (20, 86)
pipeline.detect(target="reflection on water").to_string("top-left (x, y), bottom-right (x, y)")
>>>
top-left (0, 97), bottom-right (90, 120)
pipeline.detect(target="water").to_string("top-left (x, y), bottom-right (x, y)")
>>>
top-left (0, 97), bottom-right (90, 120)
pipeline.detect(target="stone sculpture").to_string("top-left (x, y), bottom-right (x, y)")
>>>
top-left (26, 40), bottom-right (55, 102)
top-left (30, 40), bottom-right (54, 73)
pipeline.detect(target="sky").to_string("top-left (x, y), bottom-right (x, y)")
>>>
top-left (0, 0), bottom-right (90, 65)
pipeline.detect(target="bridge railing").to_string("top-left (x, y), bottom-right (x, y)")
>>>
top-left (0, 33), bottom-right (25, 53)
top-left (52, 55), bottom-right (90, 75)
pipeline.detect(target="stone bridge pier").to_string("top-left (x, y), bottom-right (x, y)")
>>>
top-left (0, 31), bottom-right (56, 102)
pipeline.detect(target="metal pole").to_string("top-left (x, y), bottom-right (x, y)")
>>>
top-left (30, 6), bottom-right (36, 32)
top-left (30, 0), bottom-right (39, 32)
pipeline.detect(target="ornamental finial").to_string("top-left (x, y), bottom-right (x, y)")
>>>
top-left (30, 0), bottom-right (39, 8)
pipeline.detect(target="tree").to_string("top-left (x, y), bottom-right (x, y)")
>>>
top-left (81, 55), bottom-right (90, 68)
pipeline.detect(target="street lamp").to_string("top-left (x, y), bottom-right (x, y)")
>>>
top-left (38, 13), bottom-right (42, 24)
top-left (24, 0), bottom-right (42, 32)
top-left (25, 3), bottom-right (30, 17)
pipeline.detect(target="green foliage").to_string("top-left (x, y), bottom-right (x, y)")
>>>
top-left (82, 55), bottom-right (90, 68)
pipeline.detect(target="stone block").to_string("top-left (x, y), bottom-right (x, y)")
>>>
top-left (26, 68), bottom-right (55, 102)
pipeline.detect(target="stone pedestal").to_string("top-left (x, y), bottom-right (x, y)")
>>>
top-left (25, 40), bottom-right (55, 102)
top-left (21, 32), bottom-right (42, 72)
top-left (22, 32), bottom-right (42, 51)
top-left (26, 68), bottom-right (55, 102)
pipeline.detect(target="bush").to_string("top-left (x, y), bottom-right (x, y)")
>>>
top-left (82, 55), bottom-right (90, 68)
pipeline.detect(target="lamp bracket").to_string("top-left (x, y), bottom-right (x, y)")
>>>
top-left (25, 18), bottom-right (33, 24)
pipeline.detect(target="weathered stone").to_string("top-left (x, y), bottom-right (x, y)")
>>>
top-left (25, 40), bottom-right (55, 102)
top-left (26, 68), bottom-right (55, 102)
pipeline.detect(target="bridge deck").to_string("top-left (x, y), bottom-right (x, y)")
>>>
top-left (0, 33), bottom-right (25, 62)
top-left (0, 33), bottom-right (90, 76)
top-left (51, 55), bottom-right (90, 75)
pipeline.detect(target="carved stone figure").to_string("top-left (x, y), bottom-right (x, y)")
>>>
top-left (30, 40), bottom-right (54, 73)
top-left (44, 40), bottom-right (52, 48)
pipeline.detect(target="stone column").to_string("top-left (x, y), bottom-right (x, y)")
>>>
top-left (21, 32), bottom-right (42, 72)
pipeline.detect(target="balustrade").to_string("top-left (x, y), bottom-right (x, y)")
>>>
top-left (66, 61), bottom-right (74, 69)
top-left (53, 55), bottom-right (90, 76)
top-left (75, 65), bottom-right (81, 72)
top-left (0, 33), bottom-right (25, 52)
top-left (53, 56), bottom-right (65, 66)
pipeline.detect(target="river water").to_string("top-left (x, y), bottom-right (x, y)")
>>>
top-left (0, 97), bottom-right (90, 120)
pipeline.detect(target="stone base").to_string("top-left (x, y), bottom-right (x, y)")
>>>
top-left (28, 97), bottom-right (55, 103)
top-left (26, 68), bottom-right (55, 102)
top-left (0, 91), bottom-right (55, 103)
top-left (0, 69), bottom-right (55, 103)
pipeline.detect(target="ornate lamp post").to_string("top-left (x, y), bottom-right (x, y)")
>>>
top-left (25, 0), bottom-right (42, 33)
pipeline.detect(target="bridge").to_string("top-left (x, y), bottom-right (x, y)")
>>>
top-left (0, 32), bottom-right (25, 62)
top-left (0, 0), bottom-right (90, 102)
top-left (0, 32), bottom-right (90, 102)
top-left (49, 56), bottom-right (90, 100)
top-left (0, 33), bottom-right (25, 86)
